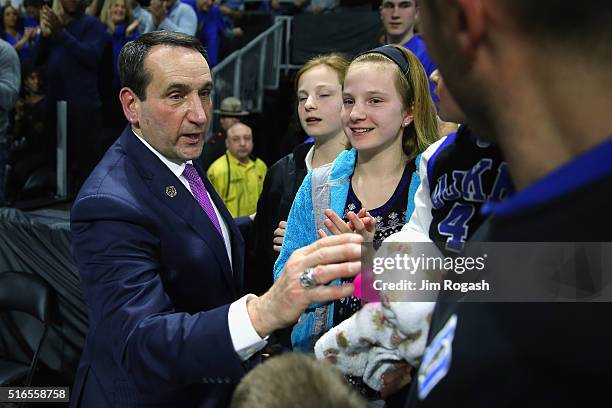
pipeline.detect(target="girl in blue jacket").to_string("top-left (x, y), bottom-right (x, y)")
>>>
top-left (274, 45), bottom-right (439, 366)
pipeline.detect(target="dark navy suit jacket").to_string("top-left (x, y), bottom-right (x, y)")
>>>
top-left (70, 127), bottom-right (251, 407)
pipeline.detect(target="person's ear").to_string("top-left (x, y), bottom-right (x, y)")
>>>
top-left (402, 107), bottom-right (414, 128)
top-left (120, 87), bottom-right (140, 126)
top-left (455, 0), bottom-right (485, 59)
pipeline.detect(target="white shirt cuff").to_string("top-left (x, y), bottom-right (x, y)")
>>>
top-left (228, 294), bottom-right (268, 361)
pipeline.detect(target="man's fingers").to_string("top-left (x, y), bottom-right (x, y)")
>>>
top-left (298, 233), bottom-right (363, 257)
top-left (273, 245), bottom-right (281, 252)
top-left (298, 237), bottom-right (362, 268)
top-left (307, 281), bottom-right (355, 304)
top-left (309, 261), bottom-right (360, 286)
top-left (273, 227), bottom-right (285, 237)
top-left (317, 228), bottom-right (327, 239)
top-left (273, 236), bottom-right (283, 245)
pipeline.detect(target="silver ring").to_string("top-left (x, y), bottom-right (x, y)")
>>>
top-left (299, 267), bottom-right (318, 290)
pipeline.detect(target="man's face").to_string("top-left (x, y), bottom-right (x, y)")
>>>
top-left (132, 45), bottom-right (212, 163)
top-left (225, 124), bottom-right (253, 161)
top-left (380, 0), bottom-right (418, 42)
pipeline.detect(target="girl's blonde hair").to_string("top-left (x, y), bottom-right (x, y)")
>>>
top-left (351, 45), bottom-right (439, 161)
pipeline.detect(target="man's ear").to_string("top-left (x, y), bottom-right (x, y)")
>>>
top-left (119, 87), bottom-right (140, 126)
top-left (455, 0), bottom-right (485, 59)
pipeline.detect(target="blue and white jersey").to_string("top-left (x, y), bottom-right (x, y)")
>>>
top-left (388, 125), bottom-right (513, 254)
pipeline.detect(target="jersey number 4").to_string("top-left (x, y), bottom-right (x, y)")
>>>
top-left (438, 203), bottom-right (475, 252)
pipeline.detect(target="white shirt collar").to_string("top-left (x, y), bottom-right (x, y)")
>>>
top-left (304, 145), bottom-right (315, 171)
top-left (132, 129), bottom-right (192, 177)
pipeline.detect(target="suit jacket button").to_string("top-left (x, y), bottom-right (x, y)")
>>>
top-left (202, 378), bottom-right (208, 384)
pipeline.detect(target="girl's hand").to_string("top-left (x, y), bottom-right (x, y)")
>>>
top-left (318, 208), bottom-right (376, 242)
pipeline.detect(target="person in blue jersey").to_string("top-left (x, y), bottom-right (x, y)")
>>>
top-left (274, 45), bottom-right (439, 359)
top-left (401, 1), bottom-right (612, 407)
top-left (396, 69), bottom-right (513, 254)
top-left (380, 0), bottom-right (437, 106)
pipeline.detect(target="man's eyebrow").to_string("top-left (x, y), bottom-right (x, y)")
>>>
top-left (199, 80), bottom-right (213, 92)
top-left (163, 80), bottom-right (213, 94)
top-left (164, 83), bottom-right (190, 94)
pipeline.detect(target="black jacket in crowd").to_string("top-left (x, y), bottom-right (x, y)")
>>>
top-left (245, 142), bottom-right (313, 296)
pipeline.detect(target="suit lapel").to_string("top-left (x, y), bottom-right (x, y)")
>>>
top-left (198, 164), bottom-right (245, 293)
top-left (121, 128), bottom-right (239, 297)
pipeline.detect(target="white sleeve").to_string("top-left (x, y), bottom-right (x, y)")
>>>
top-left (228, 295), bottom-right (268, 361)
top-left (385, 137), bottom-right (447, 244)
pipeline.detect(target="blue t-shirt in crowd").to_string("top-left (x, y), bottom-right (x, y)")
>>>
top-left (196, 4), bottom-right (227, 67)
top-left (403, 34), bottom-right (438, 107)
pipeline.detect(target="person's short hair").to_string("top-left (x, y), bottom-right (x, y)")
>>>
top-left (118, 31), bottom-right (208, 101)
top-left (230, 353), bottom-right (367, 408)
top-left (294, 53), bottom-right (350, 94)
top-left (500, 0), bottom-right (612, 54)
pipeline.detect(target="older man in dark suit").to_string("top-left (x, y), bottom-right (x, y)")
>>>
top-left (70, 31), bottom-right (362, 407)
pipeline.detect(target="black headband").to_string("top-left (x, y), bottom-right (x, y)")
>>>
top-left (357, 45), bottom-right (411, 80)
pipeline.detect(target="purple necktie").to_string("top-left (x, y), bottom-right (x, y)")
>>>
top-left (183, 163), bottom-right (223, 237)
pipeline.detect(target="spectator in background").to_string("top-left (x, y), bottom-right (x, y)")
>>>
top-left (1, 4), bottom-right (37, 61)
top-left (0, 38), bottom-right (20, 204)
top-left (200, 96), bottom-right (248, 170)
top-left (30, 0), bottom-right (111, 192)
top-left (100, 0), bottom-right (140, 90)
top-left (218, 0), bottom-right (242, 27)
top-left (150, 0), bottom-right (197, 35)
top-left (23, 0), bottom-right (41, 32)
top-left (380, 0), bottom-right (437, 105)
top-left (294, 0), bottom-right (338, 13)
top-left (7, 63), bottom-right (51, 200)
top-left (0, 0), bottom-right (24, 13)
top-left (208, 122), bottom-right (267, 217)
top-left (231, 353), bottom-right (367, 408)
top-left (129, 0), bottom-right (152, 34)
top-left (194, 0), bottom-right (242, 67)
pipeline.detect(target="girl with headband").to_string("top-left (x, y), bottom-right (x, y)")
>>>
top-left (273, 45), bottom-right (439, 382)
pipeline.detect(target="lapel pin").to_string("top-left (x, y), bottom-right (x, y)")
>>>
top-left (165, 185), bottom-right (177, 198)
